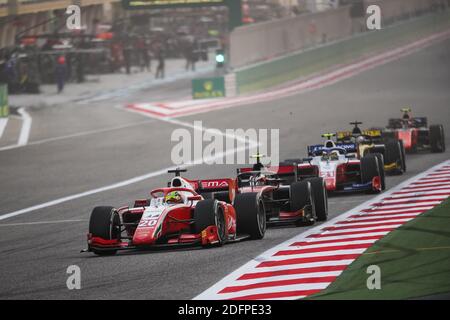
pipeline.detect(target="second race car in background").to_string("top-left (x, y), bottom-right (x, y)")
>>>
top-left (336, 121), bottom-right (406, 175)
top-left (233, 165), bottom-right (328, 225)
top-left (284, 134), bottom-right (386, 194)
top-left (196, 155), bottom-right (328, 226)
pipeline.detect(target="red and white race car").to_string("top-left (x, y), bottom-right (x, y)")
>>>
top-left (283, 134), bottom-right (385, 194)
top-left (84, 169), bottom-right (266, 255)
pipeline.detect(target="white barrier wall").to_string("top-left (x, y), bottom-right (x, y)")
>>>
top-left (230, 6), bottom-right (352, 69)
top-left (366, 0), bottom-right (446, 22)
top-left (230, 0), bottom-right (447, 69)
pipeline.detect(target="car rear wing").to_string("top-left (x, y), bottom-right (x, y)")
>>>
top-left (336, 131), bottom-right (352, 141)
top-left (337, 129), bottom-right (382, 141)
top-left (192, 178), bottom-right (237, 203)
top-left (307, 143), bottom-right (357, 156)
top-left (237, 165), bottom-right (301, 184)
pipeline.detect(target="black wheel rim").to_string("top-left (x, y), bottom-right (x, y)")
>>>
top-left (216, 207), bottom-right (226, 243)
top-left (257, 200), bottom-right (266, 235)
top-left (309, 186), bottom-right (316, 220)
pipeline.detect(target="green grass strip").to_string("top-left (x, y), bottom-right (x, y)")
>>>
top-left (309, 198), bottom-right (450, 300)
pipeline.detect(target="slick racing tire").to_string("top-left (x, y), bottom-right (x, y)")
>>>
top-left (304, 177), bottom-right (328, 222)
top-left (89, 206), bottom-right (121, 256)
top-left (194, 199), bottom-right (226, 246)
top-left (373, 153), bottom-right (386, 190)
top-left (430, 124), bottom-right (445, 153)
top-left (384, 139), bottom-right (404, 175)
top-left (361, 155), bottom-right (382, 193)
top-left (399, 139), bottom-right (407, 172)
top-left (234, 193), bottom-right (266, 240)
top-left (290, 181), bottom-right (315, 226)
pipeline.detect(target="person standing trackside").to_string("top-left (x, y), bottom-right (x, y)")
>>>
top-left (55, 55), bottom-right (67, 94)
top-left (155, 47), bottom-right (165, 79)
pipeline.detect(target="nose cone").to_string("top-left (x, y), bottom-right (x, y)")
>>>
top-left (132, 228), bottom-right (157, 246)
top-left (324, 179), bottom-right (336, 191)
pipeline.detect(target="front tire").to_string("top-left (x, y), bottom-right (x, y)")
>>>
top-left (194, 199), bottom-right (226, 246)
top-left (89, 206), bottom-right (120, 256)
top-left (304, 177), bottom-right (328, 222)
top-left (290, 181), bottom-right (315, 226)
top-left (361, 155), bottom-right (382, 193)
top-left (384, 139), bottom-right (404, 175)
top-left (234, 193), bottom-right (266, 240)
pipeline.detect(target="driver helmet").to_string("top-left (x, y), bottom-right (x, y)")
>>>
top-left (356, 136), bottom-right (366, 144)
top-left (165, 191), bottom-right (183, 204)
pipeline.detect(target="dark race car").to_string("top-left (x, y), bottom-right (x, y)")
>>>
top-left (336, 121), bottom-right (406, 175)
top-left (196, 155), bottom-right (328, 227)
top-left (382, 108), bottom-right (445, 153)
top-left (283, 134), bottom-right (385, 194)
top-left (234, 166), bottom-right (328, 226)
top-left (83, 169), bottom-right (266, 256)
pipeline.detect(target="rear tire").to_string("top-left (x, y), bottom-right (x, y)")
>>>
top-left (290, 181), bottom-right (315, 226)
top-left (361, 155), bottom-right (382, 193)
top-left (194, 199), bottom-right (226, 246)
top-left (398, 139), bottom-right (407, 172)
top-left (430, 124), bottom-right (445, 153)
top-left (304, 177), bottom-right (328, 222)
top-left (384, 139), bottom-right (403, 174)
top-left (89, 206), bottom-right (120, 256)
top-left (234, 193), bottom-right (266, 240)
top-left (374, 153), bottom-right (386, 190)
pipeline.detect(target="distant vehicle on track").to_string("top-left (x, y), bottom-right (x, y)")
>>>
top-left (283, 134), bottom-right (385, 194)
top-left (336, 121), bottom-right (406, 175)
top-left (381, 108), bottom-right (445, 153)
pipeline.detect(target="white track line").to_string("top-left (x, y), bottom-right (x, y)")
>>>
top-left (0, 219), bottom-right (86, 227)
top-left (0, 119), bottom-right (258, 221)
top-left (231, 271), bottom-right (344, 287)
top-left (17, 108), bottom-right (32, 146)
top-left (0, 119), bottom-right (155, 152)
top-left (0, 118), bottom-right (8, 138)
top-left (207, 283), bottom-right (331, 300)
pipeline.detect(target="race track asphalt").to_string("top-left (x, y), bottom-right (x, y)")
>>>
top-left (0, 39), bottom-right (449, 299)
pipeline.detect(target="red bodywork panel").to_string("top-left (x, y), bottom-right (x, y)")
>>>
top-left (89, 186), bottom-right (237, 251)
top-left (395, 129), bottom-right (418, 151)
top-left (298, 161), bottom-right (360, 192)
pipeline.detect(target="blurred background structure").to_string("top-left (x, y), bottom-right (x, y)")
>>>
top-left (0, 0), bottom-right (449, 95)
top-left (0, 0), bottom-right (307, 94)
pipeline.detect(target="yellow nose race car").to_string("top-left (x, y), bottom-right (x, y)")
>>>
top-left (336, 122), bottom-right (406, 175)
